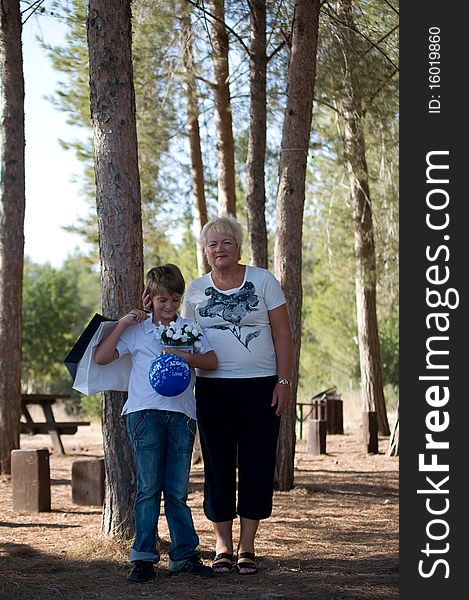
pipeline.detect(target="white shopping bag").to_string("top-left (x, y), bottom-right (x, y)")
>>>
top-left (72, 321), bottom-right (132, 395)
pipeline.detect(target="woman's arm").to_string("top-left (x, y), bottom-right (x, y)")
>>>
top-left (167, 349), bottom-right (218, 371)
top-left (94, 310), bottom-right (147, 365)
top-left (269, 303), bottom-right (293, 416)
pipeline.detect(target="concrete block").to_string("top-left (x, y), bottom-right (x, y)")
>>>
top-left (11, 448), bottom-right (51, 512)
top-left (307, 419), bottom-right (327, 455)
top-left (71, 458), bottom-right (105, 506)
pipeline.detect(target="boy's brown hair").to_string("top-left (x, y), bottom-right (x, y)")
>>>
top-left (146, 264), bottom-right (185, 297)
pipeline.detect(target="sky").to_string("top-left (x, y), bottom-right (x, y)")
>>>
top-left (22, 11), bottom-right (90, 267)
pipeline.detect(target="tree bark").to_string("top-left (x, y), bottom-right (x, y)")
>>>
top-left (208, 0), bottom-right (236, 216)
top-left (387, 400), bottom-right (399, 457)
top-left (336, 0), bottom-right (390, 436)
top-left (181, 8), bottom-right (208, 463)
top-left (181, 8), bottom-right (210, 276)
top-left (246, 0), bottom-right (268, 268)
top-left (274, 0), bottom-right (320, 491)
top-left (87, 0), bottom-right (144, 539)
top-left (0, 0), bottom-right (25, 475)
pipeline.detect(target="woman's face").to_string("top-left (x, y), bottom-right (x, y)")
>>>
top-left (205, 231), bottom-right (239, 270)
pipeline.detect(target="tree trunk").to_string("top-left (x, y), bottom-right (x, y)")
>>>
top-left (336, 0), bottom-right (390, 436)
top-left (87, 0), bottom-right (144, 539)
top-left (387, 400), bottom-right (399, 456)
top-left (0, 0), bottom-right (25, 475)
top-left (179, 6), bottom-right (208, 458)
top-left (181, 8), bottom-right (210, 276)
top-left (273, 0), bottom-right (320, 491)
top-left (246, 0), bottom-right (268, 268)
top-left (208, 0), bottom-right (236, 216)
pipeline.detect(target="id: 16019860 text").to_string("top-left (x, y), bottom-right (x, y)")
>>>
top-left (428, 26), bottom-right (441, 114)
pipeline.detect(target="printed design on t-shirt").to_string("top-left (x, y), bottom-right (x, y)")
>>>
top-left (199, 281), bottom-right (261, 351)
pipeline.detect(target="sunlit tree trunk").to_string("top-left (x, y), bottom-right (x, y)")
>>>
top-left (88, 0), bottom-right (144, 539)
top-left (181, 7), bottom-right (209, 276)
top-left (246, 0), bottom-right (268, 268)
top-left (336, 0), bottom-right (390, 437)
top-left (387, 401), bottom-right (399, 456)
top-left (274, 0), bottom-right (320, 490)
top-left (0, 0), bottom-right (25, 475)
top-left (208, 0), bottom-right (236, 216)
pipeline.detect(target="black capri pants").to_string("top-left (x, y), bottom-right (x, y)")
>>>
top-left (195, 375), bottom-right (280, 522)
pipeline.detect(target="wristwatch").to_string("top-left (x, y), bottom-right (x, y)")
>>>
top-left (277, 378), bottom-right (292, 387)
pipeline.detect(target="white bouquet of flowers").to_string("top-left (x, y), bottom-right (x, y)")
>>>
top-left (156, 321), bottom-right (203, 352)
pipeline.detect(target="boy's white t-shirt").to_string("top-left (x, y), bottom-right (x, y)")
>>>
top-left (115, 314), bottom-right (212, 420)
top-left (182, 265), bottom-right (286, 379)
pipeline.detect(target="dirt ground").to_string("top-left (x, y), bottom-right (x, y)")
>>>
top-left (0, 415), bottom-right (399, 600)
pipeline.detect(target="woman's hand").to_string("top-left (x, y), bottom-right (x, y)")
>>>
top-left (142, 289), bottom-right (153, 312)
top-left (161, 348), bottom-right (191, 361)
top-left (271, 383), bottom-right (292, 416)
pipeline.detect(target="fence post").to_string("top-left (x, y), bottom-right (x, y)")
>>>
top-left (362, 411), bottom-right (379, 454)
top-left (307, 418), bottom-right (327, 455)
top-left (71, 458), bottom-right (105, 506)
top-left (326, 393), bottom-right (344, 434)
top-left (11, 448), bottom-right (51, 512)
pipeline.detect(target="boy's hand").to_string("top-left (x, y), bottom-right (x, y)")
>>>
top-left (120, 309), bottom-right (148, 323)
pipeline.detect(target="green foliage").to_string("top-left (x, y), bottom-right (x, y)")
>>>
top-left (79, 393), bottom-right (102, 421)
top-left (378, 315), bottom-right (399, 391)
top-left (298, 210), bottom-right (359, 400)
top-left (22, 256), bottom-right (99, 404)
top-left (297, 0), bottom-right (399, 400)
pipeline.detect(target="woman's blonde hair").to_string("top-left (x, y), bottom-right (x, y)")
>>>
top-left (199, 214), bottom-right (243, 249)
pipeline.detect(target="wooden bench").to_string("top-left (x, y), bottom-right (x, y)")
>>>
top-left (21, 394), bottom-right (90, 455)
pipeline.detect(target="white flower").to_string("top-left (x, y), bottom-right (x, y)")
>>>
top-left (157, 320), bottom-right (203, 347)
top-left (190, 325), bottom-right (200, 336)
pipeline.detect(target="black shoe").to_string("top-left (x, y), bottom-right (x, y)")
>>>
top-left (126, 560), bottom-right (156, 583)
top-left (169, 556), bottom-right (215, 578)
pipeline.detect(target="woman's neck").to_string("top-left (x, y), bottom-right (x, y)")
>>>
top-left (211, 264), bottom-right (245, 290)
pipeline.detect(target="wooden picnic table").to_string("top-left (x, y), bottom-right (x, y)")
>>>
top-left (297, 390), bottom-right (344, 439)
top-left (20, 394), bottom-right (90, 455)
top-left (297, 402), bottom-right (321, 439)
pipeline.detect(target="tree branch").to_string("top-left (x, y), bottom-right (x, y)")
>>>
top-left (185, 0), bottom-right (251, 56)
top-left (323, 7), bottom-right (399, 72)
top-left (21, 0), bottom-right (46, 24)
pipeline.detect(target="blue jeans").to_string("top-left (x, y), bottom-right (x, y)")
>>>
top-left (126, 409), bottom-right (199, 567)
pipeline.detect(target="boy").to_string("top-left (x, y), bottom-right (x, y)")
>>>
top-left (95, 264), bottom-right (218, 583)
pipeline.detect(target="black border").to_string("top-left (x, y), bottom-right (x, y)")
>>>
top-left (400, 3), bottom-right (466, 597)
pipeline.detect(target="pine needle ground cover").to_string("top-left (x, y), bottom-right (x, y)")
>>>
top-left (0, 407), bottom-right (398, 600)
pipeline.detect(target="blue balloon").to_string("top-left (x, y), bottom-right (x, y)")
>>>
top-left (148, 353), bottom-right (191, 397)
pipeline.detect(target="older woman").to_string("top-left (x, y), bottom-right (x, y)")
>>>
top-left (182, 214), bottom-right (293, 575)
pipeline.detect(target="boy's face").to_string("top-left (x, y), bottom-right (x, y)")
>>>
top-left (151, 288), bottom-right (182, 324)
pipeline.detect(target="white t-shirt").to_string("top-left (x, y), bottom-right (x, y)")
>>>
top-left (115, 314), bottom-right (212, 420)
top-left (183, 265), bottom-right (286, 378)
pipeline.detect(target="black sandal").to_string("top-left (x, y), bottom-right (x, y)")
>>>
top-left (212, 552), bottom-right (234, 574)
top-left (236, 552), bottom-right (257, 575)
